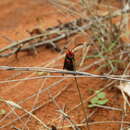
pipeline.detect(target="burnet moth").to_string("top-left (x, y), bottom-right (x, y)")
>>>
top-left (63, 49), bottom-right (75, 71)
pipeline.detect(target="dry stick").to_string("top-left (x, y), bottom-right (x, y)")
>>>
top-left (53, 108), bottom-right (97, 129)
top-left (58, 121), bottom-right (130, 129)
top-left (119, 59), bottom-right (130, 130)
top-left (0, 82), bottom-right (70, 129)
top-left (49, 90), bottom-right (79, 130)
top-left (80, 43), bottom-right (91, 67)
top-left (22, 78), bottom-right (48, 130)
top-left (1, 67), bottom-right (130, 82)
top-left (0, 33), bottom-right (68, 57)
top-left (22, 107), bottom-right (49, 129)
top-left (48, 0), bottom-right (84, 17)
top-left (0, 33), bottom-right (45, 53)
top-left (0, 78), bottom-right (69, 125)
top-left (20, 7), bottom-right (130, 50)
top-left (1, 72), bottom-right (130, 84)
top-left (0, 29), bottom-right (63, 53)
top-left (92, 105), bottom-right (122, 111)
top-left (120, 111), bottom-right (125, 130)
top-left (1, 18), bottom-right (91, 57)
top-left (0, 77), bottom-right (65, 128)
top-left (0, 18), bottom-right (84, 56)
top-left (1, 65), bottom-right (130, 79)
top-left (11, 126), bottom-right (21, 130)
top-left (74, 76), bottom-right (90, 130)
top-left (0, 7), bottom-right (130, 57)
top-left (81, 110), bottom-right (97, 123)
top-left (60, 105), bottom-right (66, 130)
top-left (57, 109), bottom-right (79, 130)
top-left (2, 99), bottom-right (49, 129)
top-left (6, 103), bottom-right (26, 129)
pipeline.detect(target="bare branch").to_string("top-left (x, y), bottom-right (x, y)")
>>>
top-left (0, 66), bottom-right (130, 83)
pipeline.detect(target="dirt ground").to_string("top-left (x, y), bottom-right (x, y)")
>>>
top-left (0, 0), bottom-right (130, 130)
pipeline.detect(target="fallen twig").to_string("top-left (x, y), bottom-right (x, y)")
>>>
top-left (0, 7), bottom-right (130, 57)
top-left (0, 82), bottom-right (69, 129)
top-left (57, 121), bottom-right (130, 129)
top-left (74, 76), bottom-right (90, 130)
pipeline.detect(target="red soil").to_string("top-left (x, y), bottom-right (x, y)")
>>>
top-left (0, 0), bottom-right (130, 130)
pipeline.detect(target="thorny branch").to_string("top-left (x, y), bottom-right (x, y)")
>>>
top-left (0, 7), bottom-right (130, 57)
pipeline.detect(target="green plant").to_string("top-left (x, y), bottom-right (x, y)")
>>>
top-left (88, 91), bottom-right (109, 108)
top-left (0, 98), bottom-right (6, 116)
top-left (84, 19), bottom-right (128, 74)
top-left (0, 109), bottom-right (6, 115)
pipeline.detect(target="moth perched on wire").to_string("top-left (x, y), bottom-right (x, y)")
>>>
top-left (63, 49), bottom-right (75, 71)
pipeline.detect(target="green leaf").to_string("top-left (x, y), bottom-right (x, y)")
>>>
top-left (97, 99), bottom-right (109, 105)
top-left (90, 97), bottom-right (98, 104)
top-left (108, 41), bottom-right (117, 51)
top-left (85, 54), bottom-right (101, 59)
top-left (111, 59), bottom-right (124, 63)
top-left (0, 109), bottom-right (6, 115)
top-left (97, 92), bottom-right (106, 99)
top-left (88, 104), bottom-right (96, 108)
top-left (107, 59), bottom-right (117, 72)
